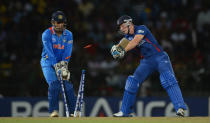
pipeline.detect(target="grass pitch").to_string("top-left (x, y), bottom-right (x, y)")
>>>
top-left (0, 117), bottom-right (210, 123)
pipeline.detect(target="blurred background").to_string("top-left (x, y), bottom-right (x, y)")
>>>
top-left (0, 0), bottom-right (210, 114)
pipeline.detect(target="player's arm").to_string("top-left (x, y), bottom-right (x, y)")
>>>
top-left (42, 31), bottom-right (57, 65)
top-left (58, 33), bottom-right (73, 81)
top-left (111, 26), bottom-right (147, 59)
top-left (62, 33), bottom-right (73, 62)
top-left (124, 26), bottom-right (147, 52)
top-left (124, 34), bottom-right (144, 52)
top-left (111, 38), bottom-right (129, 59)
top-left (117, 38), bottom-right (129, 49)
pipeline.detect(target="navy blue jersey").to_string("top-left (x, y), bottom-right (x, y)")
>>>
top-left (41, 27), bottom-right (73, 66)
top-left (125, 25), bottom-right (163, 57)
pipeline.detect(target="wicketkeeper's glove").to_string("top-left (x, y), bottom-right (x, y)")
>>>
top-left (54, 61), bottom-right (70, 81)
top-left (110, 45), bottom-right (125, 59)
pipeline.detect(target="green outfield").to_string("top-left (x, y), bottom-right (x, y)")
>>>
top-left (0, 117), bottom-right (210, 123)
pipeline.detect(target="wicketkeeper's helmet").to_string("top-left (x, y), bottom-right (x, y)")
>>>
top-left (51, 11), bottom-right (67, 23)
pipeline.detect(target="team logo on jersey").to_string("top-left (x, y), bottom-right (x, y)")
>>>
top-left (53, 44), bottom-right (64, 49)
top-left (137, 30), bottom-right (144, 34)
top-left (68, 40), bottom-right (73, 44)
top-left (58, 15), bottom-right (63, 19)
top-left (52, 37), bottom-right (56, 43)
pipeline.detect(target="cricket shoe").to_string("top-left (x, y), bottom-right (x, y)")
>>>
top-left (50, 110), bottom-right (59, 117)
top-left (176, 108), bottom-right (185, 117)
top-left (113, 111), bottom-right (133, 117)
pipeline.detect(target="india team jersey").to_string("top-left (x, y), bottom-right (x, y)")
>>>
top-left (41, 27), bottom-right (73, 66)
top-left (125, 25), bottom-right (163, 58)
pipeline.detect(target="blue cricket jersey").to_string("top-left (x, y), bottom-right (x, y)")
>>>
top-left (125, 25), bottom-right (163, 58)
top-left (41, 27), bottom-right (73, 66)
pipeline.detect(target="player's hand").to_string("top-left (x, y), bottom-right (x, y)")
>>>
top-left (60, 61), bottom-right (68, 69)
top-left (59, 61), bottom-right (70, 80)
top-left (54, 62), bottom-right (62, 78)
top-left (60, 67), bottom-right (70, 80)
top-left (54, 61), bottom-right (70, 80)
top-left (111, 45), bottom-right (125, 59)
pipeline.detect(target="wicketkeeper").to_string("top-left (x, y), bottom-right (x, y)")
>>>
top-left (40, 11), bottom-right (76, 117)
top-left (111, 15), bottom-right (187, 117)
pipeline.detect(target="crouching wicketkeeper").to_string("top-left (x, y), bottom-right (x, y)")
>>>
top-left (40, 11), bottom-right (76, 117)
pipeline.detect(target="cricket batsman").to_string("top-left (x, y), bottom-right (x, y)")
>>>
top-left (40, 11), bottom-right (76, 117)
top-left (111, 15), bottom-right (187, 117)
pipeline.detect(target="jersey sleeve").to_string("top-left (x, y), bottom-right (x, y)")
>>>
top-left (42, 30), bottom-right (57, 66)
top-left (135, 25), bottom-right (147, 36)
top-left (62, 32), bottom-right (73, 62)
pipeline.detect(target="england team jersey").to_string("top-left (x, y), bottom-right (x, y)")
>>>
top-left (125, 25), bottom-right (163, 58)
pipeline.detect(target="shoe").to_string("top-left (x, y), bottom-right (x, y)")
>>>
top-left (50, 110), bottom-right (59, 117)
top-left (176, 108), bottom-right (185, 117)
top-left (113, 111), bottom-right (133, 117)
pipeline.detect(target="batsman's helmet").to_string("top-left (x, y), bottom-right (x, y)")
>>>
top-left (51, 11), bottom-right (67, 23)
top-left (117, 15), bottom-right (132, 26)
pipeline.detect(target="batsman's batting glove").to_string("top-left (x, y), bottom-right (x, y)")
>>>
top-left (111, 45), bottom-right (125, 59)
